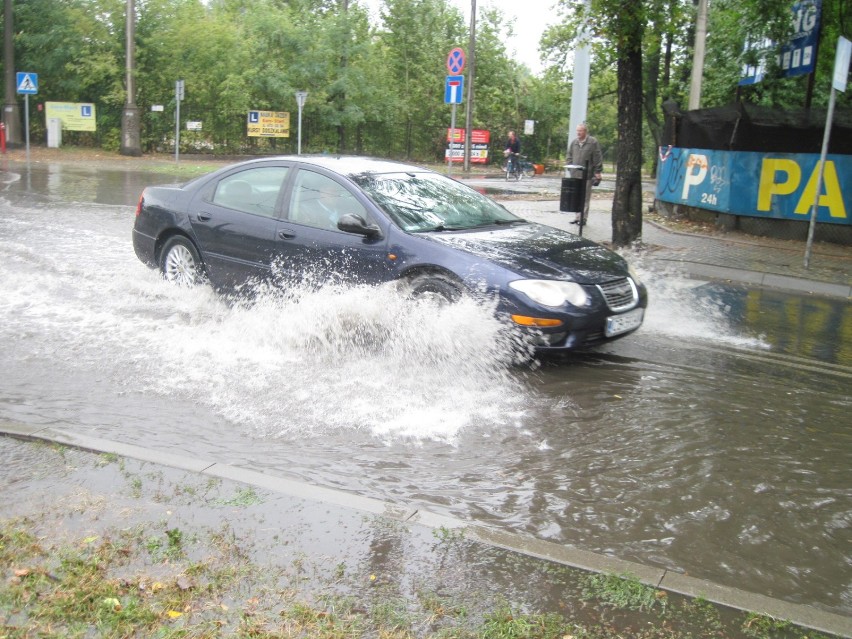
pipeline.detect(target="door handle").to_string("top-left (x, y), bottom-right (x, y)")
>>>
top-left (278, 228), bottom-right (296, 239)
top-left (197, 212), bottom-right (212, 222)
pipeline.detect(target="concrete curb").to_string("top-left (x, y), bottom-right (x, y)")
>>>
top-left (651, 258), bottom-right (852, 299)
top-left (2, 422), bottom-right (850, 638)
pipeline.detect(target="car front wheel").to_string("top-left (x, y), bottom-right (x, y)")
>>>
top-left (160, 236), bottom-right (205, 286)
top-left (406, 273), bottom-right (463, 305)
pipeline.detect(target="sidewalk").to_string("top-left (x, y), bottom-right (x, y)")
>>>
top-left (481, 178), bottom-right (852, 300)
top-left (2, 423), bottom-right (851, 638)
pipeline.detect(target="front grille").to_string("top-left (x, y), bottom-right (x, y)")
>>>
top-left (596, 278), bottom-right (638, 312)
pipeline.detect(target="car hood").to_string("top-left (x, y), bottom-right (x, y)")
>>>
top-left (424, 223), bottom-right (629, 283)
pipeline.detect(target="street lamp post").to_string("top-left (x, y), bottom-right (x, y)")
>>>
top-left (295, 91), bottom-right (307, 155)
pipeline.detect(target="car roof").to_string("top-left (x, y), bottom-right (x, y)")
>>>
top-left (244, 155), bottom-right (435, 178)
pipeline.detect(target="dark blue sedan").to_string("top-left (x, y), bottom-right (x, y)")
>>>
top-left (132, 156), bottom-right (647, 351)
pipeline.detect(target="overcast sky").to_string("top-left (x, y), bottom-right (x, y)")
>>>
top-left (360, 0), bottom-right (557, 75)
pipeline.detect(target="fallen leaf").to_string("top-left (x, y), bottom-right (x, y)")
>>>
top-left (167, 610), bottom-right (183, 619)
top-left (103, 598), bottom-right (121, 612)
top-left (14, 568), bottom-right (30, 577)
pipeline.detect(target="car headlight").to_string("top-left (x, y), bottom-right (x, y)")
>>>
top-left (508, 280), bottom-right (589, 308)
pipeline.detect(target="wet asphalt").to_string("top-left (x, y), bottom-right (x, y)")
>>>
top-left (1, 156), bottom-right (850, 636)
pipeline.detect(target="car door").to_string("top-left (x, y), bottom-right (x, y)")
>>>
top-left (189, 165), bottom-right (291, 289)
top-left (272, 168), bottom-right (393, 287)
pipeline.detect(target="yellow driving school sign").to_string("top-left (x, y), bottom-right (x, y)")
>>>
top-left (45, 102), bottom-right (96, 132)
top-left (247, 110), bottom-right (290, 137)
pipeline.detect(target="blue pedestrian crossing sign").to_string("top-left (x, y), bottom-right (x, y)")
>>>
top-left (445, 75), bottom-right (464, 104)
top-left (16, 72), bottom-right (38, 95)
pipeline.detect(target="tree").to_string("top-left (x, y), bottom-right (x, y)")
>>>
top-left (120, 0), bottom-right (142, 156)
top-left (606, 0), bottom-right (644, 245)
top-left (377, 0), bottom-right (465, 158)
top-left (3, 0), bottom-right (22, 146)
top-left (549, 0), bottom-right (645, 245)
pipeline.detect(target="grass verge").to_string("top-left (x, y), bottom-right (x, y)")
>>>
top-left (0, 442), bottom-right (843, 639)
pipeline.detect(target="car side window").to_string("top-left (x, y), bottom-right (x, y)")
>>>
top-left (212, 167), bottom-right (289, 218)
top-left (289, 170), bottom-right (368, 232)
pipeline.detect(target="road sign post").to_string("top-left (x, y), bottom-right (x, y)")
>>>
top-left (16, 72), bottom-right (38, 163)
top-left (445, 48), bottom-right (466, 175)
top-left (805, 36), bottom-right (851, 269)
top-left (444, 74), bottom-right (464, 176)
top-left (175, 80), bottom-right (185, 163)
top-left (295, 91), bottom-right (307, 155)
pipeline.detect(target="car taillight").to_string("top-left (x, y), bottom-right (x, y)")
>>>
top-left (135, 193), bottom-right (144, 217)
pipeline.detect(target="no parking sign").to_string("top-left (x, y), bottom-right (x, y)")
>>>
top-left (447, 48), bottom-right (465, 74)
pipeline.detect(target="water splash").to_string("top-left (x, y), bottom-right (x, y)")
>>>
top-left (617, 248), bottom-right (768, 350)
top-left (143, 281), bottom-right (533, 442)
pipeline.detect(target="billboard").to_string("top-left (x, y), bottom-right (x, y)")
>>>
top-left (247, 110), bottom-right (290, 137)
top-left (44, 102), bottom-right (96, 132)
top-left (446, 129), bottom-right (490, 163)
top-left (740, 0), bottom-right (821, 85)
top-left (656, 146), bottom-right (850, 225)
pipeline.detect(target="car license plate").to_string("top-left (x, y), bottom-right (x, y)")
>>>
top-left (605, 307), bottom-right (644, 337)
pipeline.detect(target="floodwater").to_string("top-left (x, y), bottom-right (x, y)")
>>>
top-left (1, 161), bottom-right (850, 618)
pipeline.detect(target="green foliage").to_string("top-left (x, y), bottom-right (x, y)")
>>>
top-left (480, 604), bottom-right (566, 639)
top-left (4, 0), bottom-right (848, 160)
top-left (215, 486), bottom-right (263, 507)
top-left (581, 572), bottom-right (668, 614)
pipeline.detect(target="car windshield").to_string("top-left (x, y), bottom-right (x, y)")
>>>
top-left (351, 171), bottom-right (524, 232)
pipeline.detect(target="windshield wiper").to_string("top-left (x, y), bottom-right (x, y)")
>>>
top-left (421, 224), bottom-right (467, 232)
top-left (468, 218), bottom-right (527, 229)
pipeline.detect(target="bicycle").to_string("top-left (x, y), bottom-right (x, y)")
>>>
top-left (505, 153), bottom-right (533, 181)
top-left (506, 153), bottom-right (534, 181)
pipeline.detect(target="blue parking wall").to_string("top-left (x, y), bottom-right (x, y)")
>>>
top-left (656, 147), bottom-right (851, 225)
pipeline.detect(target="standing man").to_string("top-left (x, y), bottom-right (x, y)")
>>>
top-left (567, 123), bottom-right (603, 225)
top-left (504, 130), bottom-right (520, 175)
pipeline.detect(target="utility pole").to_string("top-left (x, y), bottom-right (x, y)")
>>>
top-left (463, 0), bottom-right (476, 172)
top-left (688, 0), bottom-right (708, 110)
top-left (120, 0), bottom-right (142, 155)
top-left (568, 0), bottom-right (591, 156)
top-left (2, 0), bottom-right (22, 147)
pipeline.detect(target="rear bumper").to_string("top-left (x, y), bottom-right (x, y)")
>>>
top-left (132, 228), bottom-right (158, 268)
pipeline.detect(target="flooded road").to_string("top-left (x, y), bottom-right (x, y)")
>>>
top-left (1, 161), bottom-right (850, 618)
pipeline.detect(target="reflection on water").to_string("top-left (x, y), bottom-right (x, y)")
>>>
top-left (733, 285), bottom-right (850, 364)
top-left (2, 158), bottom-right (195, 206)
top-left (0, 193), bottom-right (849, 616)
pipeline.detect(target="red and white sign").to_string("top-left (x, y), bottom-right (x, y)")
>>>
top-left (445, 129), bottom-right (490, 163)
top-left (447, 47), bottom-right (465, 74)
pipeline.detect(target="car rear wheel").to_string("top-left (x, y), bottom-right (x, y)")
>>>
top-left (160, 236), bottom-right (205, 287)
top-left (406, 273), bottom-right (463, 305)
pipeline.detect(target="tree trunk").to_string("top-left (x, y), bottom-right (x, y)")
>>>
top-left (611, 2), bottom-right (644, 246)
top-left (3, 0), bottom-right (23, 147)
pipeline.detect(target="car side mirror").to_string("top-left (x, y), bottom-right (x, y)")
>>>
top-left (337, 213), bottom-right (383, 239)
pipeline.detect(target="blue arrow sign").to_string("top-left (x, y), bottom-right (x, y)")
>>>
top-left (16, 72), bottom-right (38, 95)
top-left (445, 75), bottom-right (464, 104)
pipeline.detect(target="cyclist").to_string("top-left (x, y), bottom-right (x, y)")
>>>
top-left (504, 131), bottom-right (521, 179)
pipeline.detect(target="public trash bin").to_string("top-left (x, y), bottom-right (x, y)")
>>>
top-left (560, 164), bottom-right (586, 213)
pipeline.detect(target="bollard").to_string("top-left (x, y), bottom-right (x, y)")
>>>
top-left (0, 122), bottom-right (5, 154)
